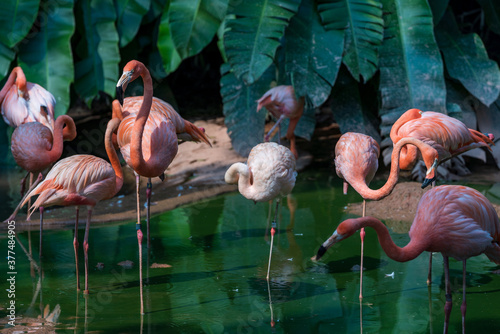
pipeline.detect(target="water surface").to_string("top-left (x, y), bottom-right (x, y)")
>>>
top-left (1, 169), bottom-right (500, 333)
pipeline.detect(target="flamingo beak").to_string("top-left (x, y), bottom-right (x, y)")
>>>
top-left (116, 70), bottom-right (133, 105)
top-left (311, 230), bottom-right (343, 261)
top-left (422, 158), bottom-right (438, 189)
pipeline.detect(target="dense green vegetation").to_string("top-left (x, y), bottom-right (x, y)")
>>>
top-left (1, 0), bottom-right (499, 166)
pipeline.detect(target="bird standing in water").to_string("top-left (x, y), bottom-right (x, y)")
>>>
top-left (335, 133), bottom-right (444, 299)
top-left (257, 85), bottom-right (304, 159)
top-left (115, 60), bottom-right (190, 314)
top-left (390, 108), bottom-right (494, 188)
top-left (312, 185), bottom-right (500, 334)
top-left (225, 142), bottom-right (297, 280)
top-left (20, 118), bottom-right (124, 294)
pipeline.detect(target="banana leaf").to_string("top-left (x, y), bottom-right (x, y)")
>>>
top-left (115, 0), bottom-right (151, 47)
top-left (74, 0), bottom-right (120, 102)
top-left (378, 0), bottom-right (446, 139)
top-left (221, 62), bottom-right (274, 157)
top-left (18, 0), bottom-right (75, 117)
top-left (436, 9), bottom-right (500, 107)
top-left (0, 42), bottom-right (15, 80)
top-left (224, 0), bottom-right (301, 84)
top-left (0, 0), bottom-right (40, 48)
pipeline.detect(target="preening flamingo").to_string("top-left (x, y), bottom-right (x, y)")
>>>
top-left (257, 85), bottom-right (304, 159)
top-left (115, 60), bottom-right (180, 314)
top-left (312, 185), bottom-right (500, 333)
top-left (225, 142), bottom-right (297, 280)
top-left (390, 108), bottom-right (494, 188)
top-left (20, 118), bottom-right (124, 294)
top-left (335, 133), bottom-right (442, 298)
top-left (0, 66), bottom-right (56, 132)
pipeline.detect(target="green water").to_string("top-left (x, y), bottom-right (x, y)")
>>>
top-left (1, 169), bottom-right (500, 333)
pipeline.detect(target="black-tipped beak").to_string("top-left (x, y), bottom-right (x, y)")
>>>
top-left (116, 85), bottom-right (124, 105)
top-left (421, 177), bottom-right (435, 189)
top-left (312, 245), bottom-right (328, 261)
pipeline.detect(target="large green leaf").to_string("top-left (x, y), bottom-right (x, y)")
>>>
top-left (477, 0), bottom-right (500, 35)
top-left (0, 42), bottom-right (15, 81)
top-left (320, 0), bottom-right (383, 82)
top-left (224, 0), bottom-right (301, 85)
top-left (74, 0), bottom-right (120, 102)
top-left (220, 62), bottom-right (273, 157)
top-left (476, 98), bottom-right (500, 168)
top-left (157, 1), bottom-right (182, 74)
top-left (427, 0), bottom-right (449, 25)
top-left (18, 0), bottom-right (75, 117)
top-left (436, 10), bottom-right (500, 107)
top-left (115, 0), bottom-right (151, 47)
top-left (284, 0), bottom-right (343, 108)
top-left (378, 0), bottom-right (446, 138)
top-left (168, 0), bottom-right (227, 58)
top-left (0, 0), bottom-right (40, 48)
top-left (331, 66), bottom-right (381, 142)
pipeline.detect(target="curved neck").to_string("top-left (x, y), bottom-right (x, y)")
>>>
top-left (390, 108), bottom-right (422, 143)
top-left (0, 67), bottom-right (26, 104)
top-left (105, 118), bottom-right (124, 195)
top-left (348, 217), bottom-right (428, 262)
top-left (45, 115), bottom-right (76, 162)
top-left (225, 163), bottom-right (257, 198)
top-left (130, 64), bottom-right (154, 174)
top-left (349, 137), bottom-right (436, 200)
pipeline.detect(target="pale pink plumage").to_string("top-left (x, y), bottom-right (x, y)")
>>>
top-left (391, 108), bottom-right (494, 186)
top-left (0, 67), bottom-right (55, 133)
top-left (225, 142), bottom-right (297, 202)
top-left (257, 85), bottom-right (304, 158)
top-left (313, 185), bottom-right (500, 332)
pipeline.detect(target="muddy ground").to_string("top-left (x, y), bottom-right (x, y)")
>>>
top-left (2, 113), bottom-right (500, 232)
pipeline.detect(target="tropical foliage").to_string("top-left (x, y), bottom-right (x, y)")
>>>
top-left (1, 0), bottom-right (500, 166)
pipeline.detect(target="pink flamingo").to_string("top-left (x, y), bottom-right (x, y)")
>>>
top-left (391, 108), bottom-right (494, 188)
top-left (257, 85), bottom-right (304, 159)
top-left (335, 133), bottom-right (443, 299)
top-left (312, 185), bottom-right (500, 334)
top-left (115, 60), bottom-right (181, 314)
top-left (225, 142), bottom-right (297, 280)
top-left (0, 67), bottom-right (56, 132)
top-left (20, 118), bottom-right (124, 294)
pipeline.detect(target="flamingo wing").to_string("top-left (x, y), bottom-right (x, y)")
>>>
top-left (1, 83), bottom-right (55, 132)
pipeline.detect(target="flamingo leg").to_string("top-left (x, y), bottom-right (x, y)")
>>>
top-left (83, 209), bottom-right (92, 294)
top-left (265, 114), bottom-right (286, 142)
top-left (74, 207), bottom-right (80, 291)
top-left (39, 206), bottom-right (44, 260)
top-left (443, 255), bottom-right (452, 334)
top-left (146, 178), bottom-right (152, 249)
top-left (360, 200), bottom-right (366, 300)
top-left (135, 173), bottom-right (144, 315)
top-left (266, 198), bottom-right (280, 281)
top-left (461, 261), bottom-right (467, 334)
top-left (26, 173), bottom-right (33, 221)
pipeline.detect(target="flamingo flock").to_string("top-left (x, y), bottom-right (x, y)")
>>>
top-left (1, 65), bottom-right (499, 333)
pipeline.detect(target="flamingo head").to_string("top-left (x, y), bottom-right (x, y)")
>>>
top-left (116, 60), bottom-right (145, 105)
top-left (422, 158), bottom-right (438, 189)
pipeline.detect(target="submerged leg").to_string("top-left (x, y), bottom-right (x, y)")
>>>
top-left (266, 198), bottom-right (280, 281)
top-left (428, 253), bottom-right (433, 285)
top-left (83, 209), bottom-right (92, 294)
top-left (360, 200), bottom-right (366, 300)
top-left (443, 256), bottom-right (452, 334)
top-left (74, 207), bottom-right (80, 291)
top-left (461, 261), bottom-right (467, 334)
top-left (146, 178), bottom-right (152, 249)
top-left (39, 206), bottom-right (44, 260)
top-left (135, 173), bottom-right (144, 315)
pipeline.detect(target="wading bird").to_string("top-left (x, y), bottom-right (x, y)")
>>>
top-left (21, 118), bottom-right (124, 294)
top-left (257, 86), bottom-right (304, 159)
top-left (312, 185), bottom-right (500, 334)
top-left (115, 60), bottom-right (185, 314)
top-left (335, 134), bottom-right (444, 299)
top-left (225, 142), bottom-right (297, 280)
top-left (390, 108), bottom-right (494, 188)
